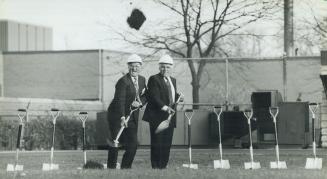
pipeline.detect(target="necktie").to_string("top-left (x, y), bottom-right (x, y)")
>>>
top-left (132, 77), bottom-right (140, 102)
top-left (165, 77), bottom-right (173, 106)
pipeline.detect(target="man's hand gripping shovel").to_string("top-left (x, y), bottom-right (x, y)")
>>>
top-left (107, 105), bottom-right (143, 148)
top-left (155, 93), bottom-right (184, 134)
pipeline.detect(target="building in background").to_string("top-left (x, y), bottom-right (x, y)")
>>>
top-left (0, 20), bottom-right (52, 51)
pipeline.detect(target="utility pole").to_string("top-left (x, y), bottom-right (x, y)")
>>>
top-left (284, 0), bottom-right (294, 56)
top-left (283, 0), bottom-right (294, 101)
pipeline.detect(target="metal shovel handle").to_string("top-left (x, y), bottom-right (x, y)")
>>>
top-left (213, 106), bottom-right (223, 121)
top-left (309, 103), bottom-right (318, 118)
top-left (184, 109), bottom-right (193, 165)
top-left (243, 109), bottom-right (254, 153)
top-left (176, 93), bottom-right (184, 104)
top-left (49, 108), bottom-right (60, 164)
top-left (50, 108), bottom-right (60, 125)
top-left (243, 109), bottom-right (253, 124)
top-left (269, 107), bottom-right (279, 123)
top-left (185, 109), bottom-right (194, 125)
top-left (17, 109), bottom-right (27, 124)
top-left (309, 103), bottom-right (318, 156)
top-left (213, 105), bottom-right (224, 161)
top-left (113, 105), bottom-right (141, 145)
top-left (79, 112), bottom-right (88, 153)
top-left (79, 112), bottom-right (88, 128)
top-left (16, 124), bottom-right (23, 149)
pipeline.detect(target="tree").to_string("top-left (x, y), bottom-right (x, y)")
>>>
top-left (290, 0), bottom-right (327, 55)
top-left (115, 0), bottom-right (281, 107)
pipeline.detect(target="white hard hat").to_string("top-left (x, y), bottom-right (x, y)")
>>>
top-left (127, 54), bottom-right (143, 64)
top-left (158, 54), bottom-right (173, 65)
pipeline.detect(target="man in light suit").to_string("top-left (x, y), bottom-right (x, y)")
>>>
top-left (107, 54), bottom-right (146, 169)
top-left (142, 54), bottom-right (181, 169)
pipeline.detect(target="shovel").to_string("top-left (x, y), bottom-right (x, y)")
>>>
top-left (7, 109), bottom-right (27, 172)
top-left (42, 108), bottom-right (60, 171)
top-left (107, 105), bottom-right (142, 148)
top-left (243, 109), bottom-right (261, 169)
top-left (269, 107), bottom-right (287, 169)
top-left (79, 112), bottom-right (88, 166)
top-left (305, 103), bottom-right (322, 169)
top-left (182, 109), bottom-right (198, 169)
top-left (155, 93), bottom-right (183, 134)
top-left (212, 106), bottom-right (230, 169)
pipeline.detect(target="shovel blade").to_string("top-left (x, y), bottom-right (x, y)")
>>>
top-left (244, 162), bottom-right (261, 169)
top-left (6, 164), bottom-right (24, 171)
top-left (305, 158), bottom-right (322, 169)
top-left (270, 161), bottom-right (287, 169)
top-left (42, 163), bottom-right (59, 171)
top-left (182, 163), bottom-right (198, 169)
top-left (213, 160), bottom-right (230, 169)
top-left (155, 120), bottom-right (170, 134)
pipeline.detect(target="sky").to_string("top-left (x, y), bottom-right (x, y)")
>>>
top-left (0, 0), bottom-right (169, 52)
top-left (0, 0), bottom-right (326, 55)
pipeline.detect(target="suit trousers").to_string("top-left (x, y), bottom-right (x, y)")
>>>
top-left (107, 126), bottom-right (138, 169)
top-left (149, 123), bottom-right (174, 169)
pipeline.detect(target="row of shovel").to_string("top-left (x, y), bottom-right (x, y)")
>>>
top-left (6, 103), bottom-right (323, 172)
top-left (182, 103), bottom-right (322, 170)
top-left (6, 109), bottom-right (89, 172)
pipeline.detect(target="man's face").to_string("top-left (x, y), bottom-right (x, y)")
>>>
top-left (128, 62), bottom-right (141, 77)
top-left (159, 63), bottom-right (172, 77)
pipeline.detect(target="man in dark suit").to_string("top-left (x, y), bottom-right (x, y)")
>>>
top-left (142, 54), bottom-right (181, 169)
top-left (107, 54), bottom-right (147, 169)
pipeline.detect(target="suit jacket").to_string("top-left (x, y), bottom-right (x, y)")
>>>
top-left (142, 73), bottom-right (179, 128)
top-left (107, 73), bottom-right (146, 133)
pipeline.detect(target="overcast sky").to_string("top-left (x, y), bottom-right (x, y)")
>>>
top-left (0, 0), bottom-right (169, 52)
top-left (0, 0), bottom-right (326, 55)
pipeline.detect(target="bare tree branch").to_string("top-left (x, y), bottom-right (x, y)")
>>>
top-left (104, 0), bottom-right (282, 106)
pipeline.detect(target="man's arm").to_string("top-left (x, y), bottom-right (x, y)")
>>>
top-left (114, 78), bottom-right (127, 117)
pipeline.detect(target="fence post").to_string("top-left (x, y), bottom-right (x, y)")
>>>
top-left (283, 53), bottom-right (287, 101)
top-left (320, 50), bottom-right (327, 147)
top-left (225, 58), bottom-right (229, 109)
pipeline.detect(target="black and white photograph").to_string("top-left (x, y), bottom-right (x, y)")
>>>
top-left (0, 0), bottom-right (327, 178)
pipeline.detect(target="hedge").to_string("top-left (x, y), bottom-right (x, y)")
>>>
top-left (0, 115), bottom-right (97, 151)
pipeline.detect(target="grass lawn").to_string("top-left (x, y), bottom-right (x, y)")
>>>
top-left (0, 147), bottom-right (327, 179)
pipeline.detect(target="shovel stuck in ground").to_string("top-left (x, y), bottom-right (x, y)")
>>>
top-left (182, 109), bottom-right (198, 169)
top-left (243, 109), bottom-right (261, 170)
top-left (269, 107), bottom-right (287, 169)
top-left (212, 106), bottom-right (230, 169)
top-left (305, 103), bottom-right (322, 169)
top-left (42, 108), bottom-right (60, 171)
top-left (7, 109), bottom-right (27, 172)
top-left (79, 112), bottom-right (88, 167)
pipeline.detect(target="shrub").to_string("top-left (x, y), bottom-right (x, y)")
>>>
top-left (0, 115), bottom-right (97, 151)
